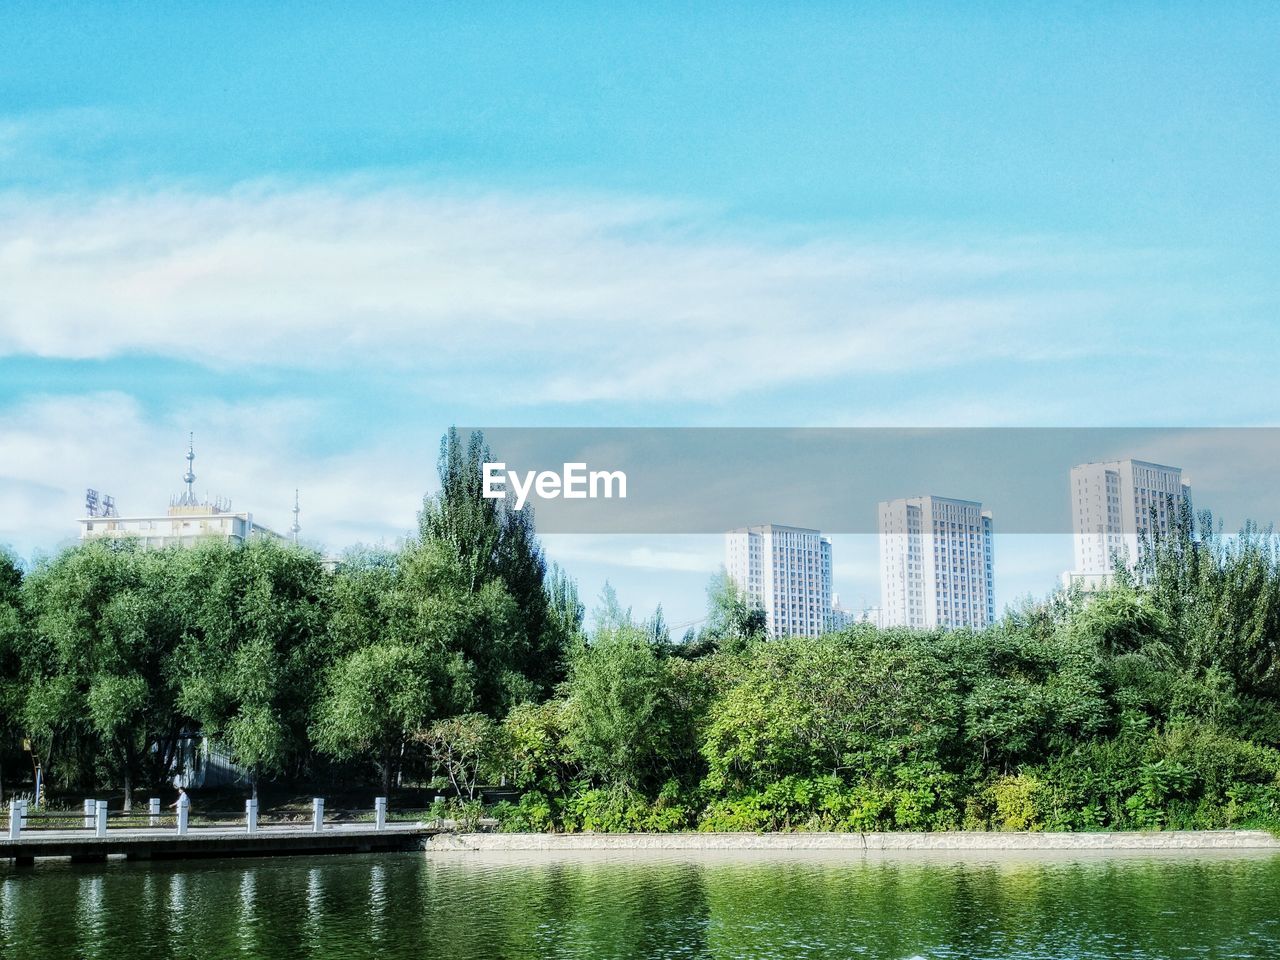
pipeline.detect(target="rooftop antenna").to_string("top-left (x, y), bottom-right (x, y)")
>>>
top-left (86, 487), bottom-right (121, 517)
top-left (179, 433), bottom-right (198, 507)
top-left (291, 489), bottom-right (301, 545)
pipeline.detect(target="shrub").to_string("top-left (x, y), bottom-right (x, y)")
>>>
top-left (986, 774), bottom-right (1044, 831)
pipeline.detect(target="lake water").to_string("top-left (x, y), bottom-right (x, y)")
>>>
top-left (2, 849), bottom-right (1278, 958)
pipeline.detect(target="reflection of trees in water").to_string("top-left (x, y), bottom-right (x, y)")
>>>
top-left (398, 857), bottom-right (715, 959)
top-left (700, 856), bottom-right (1280, 960)
top-left (3, 853), bottom-right (1280, 959)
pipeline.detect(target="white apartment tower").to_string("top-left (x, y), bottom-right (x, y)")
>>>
top-left (725, 524), bottom-right (833, 637)
top-left (878, 496), bottom-right (994, 630)
top-left (1063, 459), bottom-right (1189, 589)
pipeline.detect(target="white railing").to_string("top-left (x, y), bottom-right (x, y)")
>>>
top-left (4, 795), bottom-right (396, 840)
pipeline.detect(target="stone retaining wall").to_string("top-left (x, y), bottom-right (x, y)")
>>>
top-left (428, 829), bottom-right (1280, 852)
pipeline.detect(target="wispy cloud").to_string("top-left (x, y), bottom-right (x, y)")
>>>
top-left (539, 534), bottom-right (723, 575)
top-left (0, 182), bottom-right (1184, 405)
top-left (0, 108), bottom-right (123, 170)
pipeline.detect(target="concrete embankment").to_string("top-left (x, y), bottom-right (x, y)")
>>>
top-left (428, 829), bottom-right (1280, 853)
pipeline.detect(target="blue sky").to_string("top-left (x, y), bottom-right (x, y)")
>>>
top-left (1, 3), bottom-right (1278, 626)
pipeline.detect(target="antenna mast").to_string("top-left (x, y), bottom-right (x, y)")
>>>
top-left (179, 432), bottom-right (198, 507)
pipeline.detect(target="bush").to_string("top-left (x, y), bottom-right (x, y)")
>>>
top-left (986, 774), bottom-right (1044, 831)
top-left (491, 791), bottom-right (556, 833)
top-left (557, 783), bottom-right (696, 833)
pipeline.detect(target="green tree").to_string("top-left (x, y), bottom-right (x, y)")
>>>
top-left (18, 543), bottom-right (193, 802)
top-left (503, 699), bottom-right (576, 794)
top-left (688, 571), bottom-right (766, 656)
top-left (176, 538), bottom-right (330, 794)
top-left (959, 626), bottom-right (1108, 771)
top-left (312, 642), bottom-right (434, 793)
top-left (565, 625), bottom-right (674, 791)
top-left (327, 547), bottom-right (403, 659)
top-left (546, 564), bottom-right (586, 661)
top-left (0, 550), bottom-right (25, 797)
top-left (418, 713), bottom-right (506, 801)
top-left (702, 630), bottom-right (962, 793)
top-left (1139, 507), bottom-right (1280, 698)
top-left (398, 539), bottom-right (526, 716)
top-left (419, 428), bottom-right (564, 697)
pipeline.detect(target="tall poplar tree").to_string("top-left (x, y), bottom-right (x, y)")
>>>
top-left (418, 428), bottom-right (567, 699)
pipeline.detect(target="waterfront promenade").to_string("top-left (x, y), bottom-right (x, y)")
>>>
top-left (1, 796), bottom-right (441, 864)
top-left (1, 821), bottom-right (438, 863)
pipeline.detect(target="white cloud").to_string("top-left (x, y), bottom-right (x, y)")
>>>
top-left (0, 182), bottom-right (1160, 404)
top-left (540, 534), bottom-right (722, 575)
top-left (3, 179), bottom-right (1266, 568)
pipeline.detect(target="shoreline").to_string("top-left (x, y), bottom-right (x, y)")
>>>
top-left (428, 829), bottom-right (1280, 854)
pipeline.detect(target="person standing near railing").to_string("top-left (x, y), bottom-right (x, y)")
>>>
top-left (170, 786), bottom-right (192, 835)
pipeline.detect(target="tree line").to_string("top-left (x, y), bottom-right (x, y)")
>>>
top-left (0, 429), bottom-right (579, 805)
top-left (0, 430), bottom-right (1278, 832)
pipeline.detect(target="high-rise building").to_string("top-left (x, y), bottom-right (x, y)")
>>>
top-left (79, 435), bottom-right (286, 549)
top-left (725, 524), bottom-right (833, 637)
top-left (1062, 458), bottom-right (1189, 589)
top-left (878, 496), bottom-right (994, 629)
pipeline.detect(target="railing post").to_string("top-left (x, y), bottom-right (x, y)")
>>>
top-left (95, 800), bottom-right (108, 838)
top-left (7, 801), bottom-right (19, 840)
top-left (149, 797), bottom-right (161, 828)
top-left (312, 797), bottom-right (324, 833)
top-left (374, 796), bottom-right (387, 831)
top-left (84, 798), bottom-right (95, 829)
top-left (16, 799), bottom-right (28, 831)
top-left (176, 794), bottom-right (190, 836)
top-left (246, 798), bottom-right (259, 835)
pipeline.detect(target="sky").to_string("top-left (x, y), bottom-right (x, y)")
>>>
top-left (1, 3), bottom-right (1278, 627)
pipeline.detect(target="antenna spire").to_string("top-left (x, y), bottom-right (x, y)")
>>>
top-left (291, 488), bottom-right (301, 544)
top-left (180, 432), bottom-right (198, 506)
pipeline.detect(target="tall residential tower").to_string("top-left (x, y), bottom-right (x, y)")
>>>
top-left (725, 524), bottom-right (833, 637)
top-left (1062, 458), bottom-right (1189, 589)
top-left (878, 495), bottom-right (994, 629)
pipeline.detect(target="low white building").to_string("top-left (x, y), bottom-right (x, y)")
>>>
top-left (80, 509), bottom-right (278, 549)
top-left (79, 436), bottom-right (284, 549)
